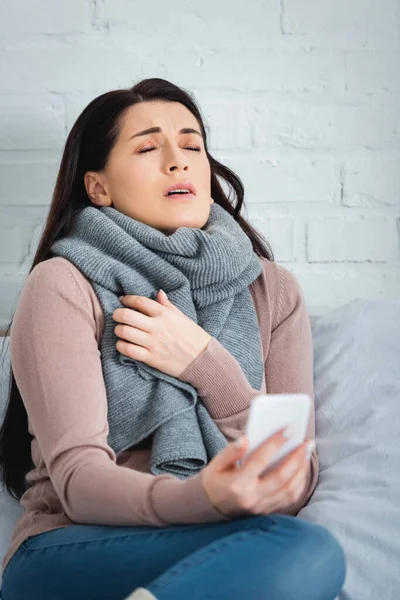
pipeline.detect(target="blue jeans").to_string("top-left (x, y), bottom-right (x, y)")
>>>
top-left (1, 513), bottom-right (346, 600)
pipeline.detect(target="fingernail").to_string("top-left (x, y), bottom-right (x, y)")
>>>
top-left (160, 289), bottom-right (168, 300)
top-left (119, 296), bottom-right (124, 301)
top-left (283, 425), bottom-right (294, 439)
top-left (235, 436), bottom-right (245, 448)
top-left (305, 440), bottom-right (316, 460)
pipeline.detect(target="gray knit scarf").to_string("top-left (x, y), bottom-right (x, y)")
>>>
top-left (50, 201), bottom-right (264, 479)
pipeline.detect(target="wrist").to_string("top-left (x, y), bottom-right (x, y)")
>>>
top-left (198, 331), bottom-right (212, 355)
top-left (200, 468), bottom-right (225, 517)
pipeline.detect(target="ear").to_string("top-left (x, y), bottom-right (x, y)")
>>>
top-left (84, 171), bottom-right (112, 207)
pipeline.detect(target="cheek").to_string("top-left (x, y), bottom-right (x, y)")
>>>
top-left (201, 160), bottom-right (212, 192)
top-left (115, 161), bottom-right (152, 196)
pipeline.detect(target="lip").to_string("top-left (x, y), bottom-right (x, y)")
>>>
top-left (163, 181), bottom-right (197, 197)
top-left (166, 193), bottom-right (195, 201)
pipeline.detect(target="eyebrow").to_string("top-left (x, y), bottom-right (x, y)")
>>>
top-left (128, 126), bottom-right (202, 141)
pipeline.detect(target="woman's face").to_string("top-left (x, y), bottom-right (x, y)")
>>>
top-left (84, 100), bottom-right (213, 235)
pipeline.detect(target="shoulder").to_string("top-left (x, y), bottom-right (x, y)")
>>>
top-left (29, 257), bottom-right (90, 306)
top-left (25, 257), bottom-right (104, 341)
top-left (256, 258), bottom-right (307, 331)
top-left (273, 264), bottom-right (309, 333)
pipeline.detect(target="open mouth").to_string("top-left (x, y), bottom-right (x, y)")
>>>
top-left (165, 191), bottom-right (195, 200)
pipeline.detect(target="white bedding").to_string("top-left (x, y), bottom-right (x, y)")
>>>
top-left (298, 298), bottom-right (400, 599)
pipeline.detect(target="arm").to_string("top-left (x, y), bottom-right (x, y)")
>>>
top-left (262, 265), bottom-right (319, 515)
top-left (178, 335), bottom-right (259, 440)
top-left (10, 258), bottom-right (226, 527)
top-left (179, 264), bottom-right (319, 514)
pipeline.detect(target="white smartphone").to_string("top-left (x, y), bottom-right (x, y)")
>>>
top-left (241, 393), bottom-right (312, 474)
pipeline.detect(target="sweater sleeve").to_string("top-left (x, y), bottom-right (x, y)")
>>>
top-left (264, 265), bottom-right (319, 515)
top-left (178, 336), bottom-right (260, 441)
top-left (10, 259), bottom-right (227, 527)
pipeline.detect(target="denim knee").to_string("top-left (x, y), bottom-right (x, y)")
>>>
top-left (250, 514), bottom-right (347, 600)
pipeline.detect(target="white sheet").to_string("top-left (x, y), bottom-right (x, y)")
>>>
top-left (298, 298), bottom-right (400, 600)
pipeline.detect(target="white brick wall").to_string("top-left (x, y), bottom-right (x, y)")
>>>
top-left (0, 0), bottom-right (399, 328)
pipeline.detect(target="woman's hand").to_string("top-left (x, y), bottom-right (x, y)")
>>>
top-left (201, 429), bottom-right (314, 518)
top-left (112, 290), bottom-right (212, 378)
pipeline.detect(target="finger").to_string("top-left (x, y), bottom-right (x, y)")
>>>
top-left (265, 438), bottom-right (310, 478)
top-left (262, 460), bottom-right (309, 515)
top-left (113, 307), bottom-right (153, 332)
top-left (233, 428), bottom-right (290, 487)
top-left (256, 441), bottom-right (309, 495)
top-left (114, 323), bottom-right (149, 347)
top-left (211, 436), bottom-right (249, 472)
top-left (255, 456), bottom-right (309, 515)
top-left (284, 460), bottom-right (309, 504)
top-left (157, 289), bottom-right (181, 313)
top-left (121, 295), bottom-right (163, 317)
top-left (116, 339), bottom-right (150, 361)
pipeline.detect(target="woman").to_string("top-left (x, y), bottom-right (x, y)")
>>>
top-left (0, 77), bottom-right (346, 600)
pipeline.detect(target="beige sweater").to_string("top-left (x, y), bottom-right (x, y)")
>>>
top-left (3, 255), bottom-right (318, 575)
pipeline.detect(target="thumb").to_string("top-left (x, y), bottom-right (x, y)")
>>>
top-left (157, 289), bottom-right (181, 313)
top-left (157, 289), bottom-right (170, 304)
top-left (212, 436), bottom-right (248, 472)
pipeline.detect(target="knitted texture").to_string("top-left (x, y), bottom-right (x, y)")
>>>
top-left (50, 202), bottom-right (264, 478)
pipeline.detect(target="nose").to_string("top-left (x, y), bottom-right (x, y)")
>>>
top-left (169, 163), bottom-right (188, 172)
top-left (164, 145), bottom-right (190, 173)
top-left (168, 155), bottom-right (189, 172)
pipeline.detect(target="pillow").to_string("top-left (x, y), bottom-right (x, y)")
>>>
top-left (0, 337), bottom-right (24, 586)
top-left (298, 298), bottom-right (400, 600)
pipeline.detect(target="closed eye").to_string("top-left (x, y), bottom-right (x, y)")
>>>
top-left (139, 146), bottom-right (201, 154)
